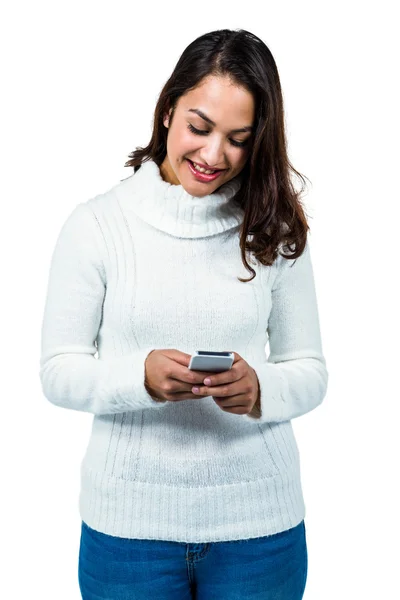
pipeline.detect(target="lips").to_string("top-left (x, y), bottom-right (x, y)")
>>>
top-left (187, 159), bottom-right (224, 172)
top-left (186, 158), bottom-right (225, 182)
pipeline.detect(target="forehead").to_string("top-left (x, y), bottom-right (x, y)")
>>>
top-left (179, 76), bottom-right (255, 124)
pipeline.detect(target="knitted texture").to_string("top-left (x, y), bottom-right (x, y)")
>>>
top-left (39, 159), bottom-right (328, 542)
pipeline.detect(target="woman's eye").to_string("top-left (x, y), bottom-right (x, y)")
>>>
top-left (187, 123), bottom-right (248, 148)
top-left (187, 123), bottom-right (208, 136)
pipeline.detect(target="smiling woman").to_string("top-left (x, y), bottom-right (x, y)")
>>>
top-left (125, 29), bottom-right (311, 284)
top-left (39, 27), bottom-right (326, 600)
top-left (158, 75), bottom-right (255, 191)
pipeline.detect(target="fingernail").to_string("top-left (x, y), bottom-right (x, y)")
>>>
top-left (204, 378), bottom-right (211, 385)
top-left (192, 387), bottom-right (200, 393)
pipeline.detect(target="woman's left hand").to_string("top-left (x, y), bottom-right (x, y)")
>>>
top-left (191, 352), bottom-right (260, 416)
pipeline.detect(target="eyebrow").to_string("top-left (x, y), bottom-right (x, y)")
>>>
top-left (187, 108), bottom-right (254, 133)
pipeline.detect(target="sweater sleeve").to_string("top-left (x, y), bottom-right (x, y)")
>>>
top-left (242, 238), bottom-right (329, 423)
top-left (39, 202), bottom-right (168, 415)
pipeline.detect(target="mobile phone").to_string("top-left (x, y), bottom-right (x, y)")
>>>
top-left (188, 351), bottom-right (234, 373)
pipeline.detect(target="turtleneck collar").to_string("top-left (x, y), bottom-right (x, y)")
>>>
top-left (114, 159), bottom-right (244, 239)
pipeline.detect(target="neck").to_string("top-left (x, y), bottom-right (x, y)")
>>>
top-left (115, 159), bottom-right (244, 239)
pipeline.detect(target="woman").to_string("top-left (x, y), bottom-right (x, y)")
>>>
top-left (39, 28), bottom-right (328, 599)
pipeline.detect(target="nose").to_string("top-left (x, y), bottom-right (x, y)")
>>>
top-left (199, 137), bottom-right (226, 169)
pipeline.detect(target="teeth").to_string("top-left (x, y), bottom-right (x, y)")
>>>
top-left (191, 161), bottom-right (217, 175)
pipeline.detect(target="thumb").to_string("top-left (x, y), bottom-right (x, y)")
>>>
top-left (166, 349), bottom-right (192, 368)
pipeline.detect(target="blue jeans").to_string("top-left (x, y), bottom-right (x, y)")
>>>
top-left (78, 519), bottom-right (308, 599)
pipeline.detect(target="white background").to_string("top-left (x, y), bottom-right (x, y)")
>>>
top-left (1, 1), bottom-right (399, 598)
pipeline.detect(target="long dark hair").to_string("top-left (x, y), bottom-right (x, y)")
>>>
top-left (125, 28), bottom-right (310, 283)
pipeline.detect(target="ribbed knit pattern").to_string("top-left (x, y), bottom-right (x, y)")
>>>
top-left (39, 159), bottom-right (328, 542)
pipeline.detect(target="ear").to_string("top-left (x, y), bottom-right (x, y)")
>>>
top-left (163, 108), bottom-right (172, 128)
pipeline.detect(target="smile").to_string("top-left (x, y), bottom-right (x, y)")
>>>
top-left (190, 160), bottom-right (222, 174)
top-left (186, 159), bottom-right (225, 182)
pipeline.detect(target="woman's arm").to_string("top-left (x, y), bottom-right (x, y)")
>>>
top-left (39, 202), bottom-right (167, 415)
top-left (243, 238), bottom-right (329, 423)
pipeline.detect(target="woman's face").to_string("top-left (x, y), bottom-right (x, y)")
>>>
top-left (160, 75), bottom-right (255, 196)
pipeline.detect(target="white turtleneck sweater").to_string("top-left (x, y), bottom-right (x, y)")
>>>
top-left (39, 159), bottom-right (328, 543)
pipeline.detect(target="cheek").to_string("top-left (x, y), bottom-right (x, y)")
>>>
top-left (230, 149), bottom-right (249, 170)
top-left (170, 128), bottom-right (197, 155)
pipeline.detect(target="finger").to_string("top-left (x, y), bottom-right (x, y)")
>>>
top-left (162, 382), bottom-right (208, 400)
top-left (171, 367), bottom-right (216, 386)
top-left (215, 400), bottom-right (250, 415)
top-left (162, 395), bottom-right (203, 403)
top-left (168, 351), bottom-right (193, 367)
top-left (192, 384), bottom-right (238, 396)
top-left (231, 352), bottom-right (243, 364)
top-left (213, 394), bottom-right (243, 404)
top-left (167, 380), bottom-right (204, 394)
top-left (198, 366), bottom-right (242, 387)
top-left (170, 391), bottom-right (204, 401)
top-left (213, 393), bottom-right (249, 410)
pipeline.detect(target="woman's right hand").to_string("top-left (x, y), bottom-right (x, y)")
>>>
top-left (144, 349), bottom-right (215, 403)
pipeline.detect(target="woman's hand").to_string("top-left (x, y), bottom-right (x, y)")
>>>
top-left (191, 352), bottom-right (261, 416)
top-left (144, 349), bottom-right (217, 403)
